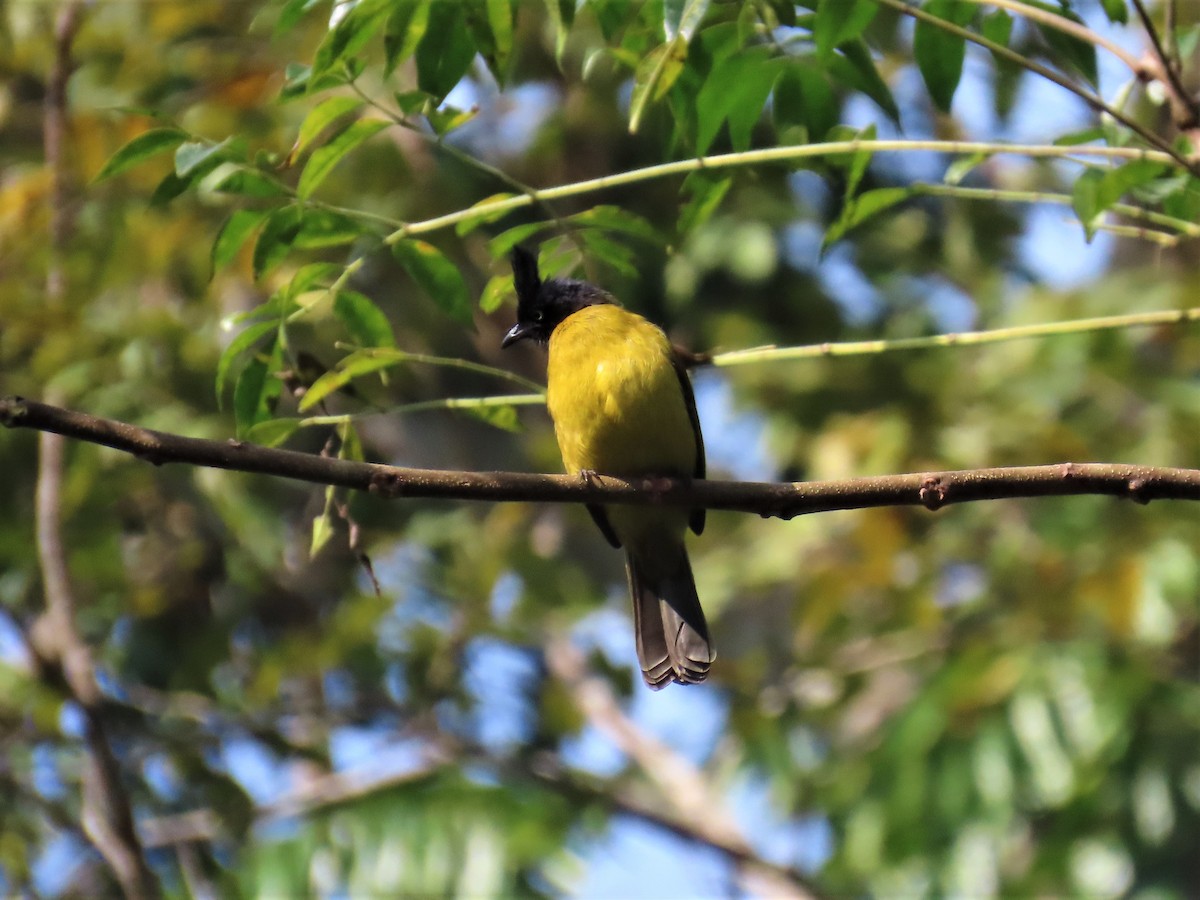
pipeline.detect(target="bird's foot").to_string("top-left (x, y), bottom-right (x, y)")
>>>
top-left (578, 468), bottom-right (603, 487)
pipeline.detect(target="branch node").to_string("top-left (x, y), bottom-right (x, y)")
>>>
top-left (226, 438), bottom-right (247, 450)
top-left (643, 475), bottom-right (675, 504)
top-left (919, 475), bottom-right (946, 511)
top-left (0, 395), bottom-right (28, 426)
top-left (369, 469), bottom-right (404, 497)
top-left (1061, 462), bottom-right (1077, 479)
top-left (1127, 477), bottom-right (1152, 505)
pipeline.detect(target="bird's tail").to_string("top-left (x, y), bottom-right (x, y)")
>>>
top-left (626, 540), bottom-right (714, 689)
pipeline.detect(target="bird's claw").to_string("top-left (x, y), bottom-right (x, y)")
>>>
top-left (578, 468), bottom-right (603, 487)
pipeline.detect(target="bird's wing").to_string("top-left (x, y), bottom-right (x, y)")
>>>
top-left (586, 504), bottom-right (621, 549)
top-left (672, 356), bottom-right (706, 536)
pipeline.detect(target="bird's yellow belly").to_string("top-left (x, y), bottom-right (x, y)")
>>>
top-left (546, 307), bottom-right (695, 480)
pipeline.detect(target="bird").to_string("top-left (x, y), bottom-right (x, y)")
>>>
top-left (501, 245), bottom-right (714, 688)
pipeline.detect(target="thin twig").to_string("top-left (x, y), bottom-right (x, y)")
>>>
top-left (389, 139), bottom-right (1178, 240)
top-left (4, 397), bottom-right (1200, 517)
top-left (873, 0), bottom-right (1198, 175)
top-left (908, 183), bottom-right (1200, 237)
top-left (544, 637), bottom-right (823, 899)
top-left (957, 0), bottom-right (1142, 72)
top-left (275, 305), bottom-right (1200, 428)
top-left (713, 305), bottom-right (1200, 365)
top-left (1132, 0), bottom-right (1191, 100)
top-left (1131, 0), bottom-right (1200, 133)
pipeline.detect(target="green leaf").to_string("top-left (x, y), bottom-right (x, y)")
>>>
top-left (678, 171), bottom-right (732, 235)
top-left (826, 123), bottom-right (878, 197)
top-left (291, 210), bottom-right (368, 249)
top-left (463, 403), bottom-right (521, 432)
top-left (212, 208), bottom-right (271, 275)
top-left (944, 152), bottom-right (990, 186)
top-left (149, 170), bottom-right (195, 206)
top-left (334, 290), bottom-right (396, 348)
top-left (391, 239), bottom-right (472, 324)
top-left (253, 206), bottom-right (305, 279)
top-left (233, 341), bottom-right (283, 436)
top-left (301, 350), bottom-right (397, 411)
top-left (814, 0), bottom-right (878, 60)
top-left (829, 39), bottom-right (900, 123)
top-left (695, 48), bottom-right (780, 153)
top-left (243, 417), bottom-right (302, 448)
top-left (579, 231), bottom-right (637, 277)
top-left (628, 37), bottom-right (689, 134)
top-left (1054, 126), bottom-right (1106, 146)
top-left (175, 137), bottom-right (237, 178)
top-left (311, 497), bottom-right (336, 556)
top-left (311, 0), bottom-right (390, 81)
top-left (1101, 159), bottom-right (1169, 203)
top-left (287, 262), bottom-right (344, 299)
top-left (569, 206), bottom-right (661, 243)
top-left (1024, 0), bottom-right (1097, 85)
top-left (824, 186), bottom-right (911, 247)
top-left (199, 163), bottom-right (290, 199)
top-left (489, 222), bottom-right (555, 259)
top-left (455, 194), bottom-right (518, 237)
top-left (486, 0), bottom-right (515, 78)
top-left (93, 128), bottom-right (188, 182)
top-left (275, 0), bottom-right (323, 34)
top-left (415, 2), bottom-right (476, 101)
top-left (1162, 176), bottom-right (1200, 222)
top-left (664, 0), bottom-right (710, 42)
top-left (394, 89), bottom-right (433, 116)
top-left (297, 118), bottom-right (389, 199)
top-left (280, 62), bottom-right (313, 99)
top-left (292, 96), bottom-right (364, 162)
top-left (337, 420), bottom-right (364, 461)
top-left (913, 0), bottom-right (974, 112)
top-left (1071, 168), bottom-right (1108, 240)
top-left (533, 235), bottom-right (579, 280)
top-left (216, 321), bottom-right (277, 408)
top-left (424, 104), bottom-right (478, 136)
top-left (543, 0), bottom-right (574, 59)
top-left (980, 9), bottom-right (1013, 49)
top-left (774, 61), bottom-right (837, 143)
top-left (479, 274), bottom-right (513, 313)
top-left (252, 207), bottom-right (364, 279)
top-left (384, 0), bottom-right (432, 75)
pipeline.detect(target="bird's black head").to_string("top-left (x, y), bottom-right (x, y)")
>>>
top-left (501, 245), bottom-right (615, 349)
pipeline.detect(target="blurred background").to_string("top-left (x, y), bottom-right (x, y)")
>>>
top-left (2, 0), bottom-right (1199, 896)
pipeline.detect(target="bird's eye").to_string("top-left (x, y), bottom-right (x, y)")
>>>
top-left (534, 311), bottom-right (544, 323)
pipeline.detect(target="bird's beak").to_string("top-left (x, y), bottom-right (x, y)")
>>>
top-left (501, 322), bottom-right (533, 349)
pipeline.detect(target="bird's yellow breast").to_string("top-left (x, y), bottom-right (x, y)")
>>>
top-left (546, 304), bottom-right (697, 480)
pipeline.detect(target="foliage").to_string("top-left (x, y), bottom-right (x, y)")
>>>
top-left (2, 0), bottom-right (1200, 896)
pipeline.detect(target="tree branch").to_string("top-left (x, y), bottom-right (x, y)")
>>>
top-left (873, 0), bottom-right (1199, 174)
top-left (544, 637), bottom-right (823, 899)
top-left (3, 396), bottom-right (1200, 519)
top-left (1131, 0), bottom-right (1200, 144)
top-left (35, 3), bottom-right (160, 897)
top-left (139, 742), bottom-right (824, 898)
